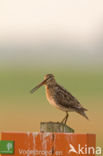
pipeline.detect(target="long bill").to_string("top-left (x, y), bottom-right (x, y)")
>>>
top-left (30, 79), bottom-right (46, 94)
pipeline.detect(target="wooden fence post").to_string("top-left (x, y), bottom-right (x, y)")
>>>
top-left (40, 121), bottom-right (74, 133)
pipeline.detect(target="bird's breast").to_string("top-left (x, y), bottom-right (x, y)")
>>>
top-left (45, 86), bottom-right (60, 109)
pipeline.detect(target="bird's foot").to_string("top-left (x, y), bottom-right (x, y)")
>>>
top-left (61, 117), bottom-right (66, 124)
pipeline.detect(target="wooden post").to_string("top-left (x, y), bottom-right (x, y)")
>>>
top-left (40, 121), bottom-right (74, 133)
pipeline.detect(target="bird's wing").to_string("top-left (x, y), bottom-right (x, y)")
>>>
top-left (54, 84), bottom-right (82, 110)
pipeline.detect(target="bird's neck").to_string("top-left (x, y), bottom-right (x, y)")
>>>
top-left (45, 83), bottom-right (56, 89)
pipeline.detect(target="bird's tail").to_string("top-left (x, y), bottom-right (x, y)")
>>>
top-left (76, 107), bottom-right (89, 120)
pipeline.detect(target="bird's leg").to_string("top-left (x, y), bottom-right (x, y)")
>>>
top-left (61, 113), bottom-right (67, 123)
top-left (61, 112), bottom-right (69, 124)
top-left (64, 112), bottom-right (69, 124)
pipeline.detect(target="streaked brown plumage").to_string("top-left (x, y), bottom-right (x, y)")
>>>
top-left (30, 74), bottom-right (88, 124)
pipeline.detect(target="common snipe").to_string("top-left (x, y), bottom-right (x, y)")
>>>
top-left (30, 74), bottom-right (88, 124)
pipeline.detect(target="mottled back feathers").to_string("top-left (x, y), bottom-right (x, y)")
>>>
top-left (46, 83), bottom-right (88, 119)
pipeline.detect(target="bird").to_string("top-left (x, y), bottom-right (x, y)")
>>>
top-left (30, 74), bottom-right (88, 124)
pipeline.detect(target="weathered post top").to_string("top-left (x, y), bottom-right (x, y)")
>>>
top-left (40, 122), bottom-right (74, 133)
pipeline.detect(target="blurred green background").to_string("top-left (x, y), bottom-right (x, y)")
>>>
top-left (0, 67), bottom-right (103, 148)
top-left (0, 0), bottom-right (103, 152)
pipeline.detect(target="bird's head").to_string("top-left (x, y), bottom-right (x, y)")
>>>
top-left (30, 74), bottom-right (55, 93)
top-left (44, 74), bottom-right (55, 85)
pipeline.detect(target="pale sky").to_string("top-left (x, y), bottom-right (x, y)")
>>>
top-left (0, 0), bottom-right (103, 67)
top-left (0, 0), bottom-right (103, 44)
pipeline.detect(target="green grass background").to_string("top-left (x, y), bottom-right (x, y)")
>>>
top-left (0, 67), bottom-right (103, 148)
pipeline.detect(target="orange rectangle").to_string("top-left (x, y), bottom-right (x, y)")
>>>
top-left (0, 132), bottom-right (96, 156)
